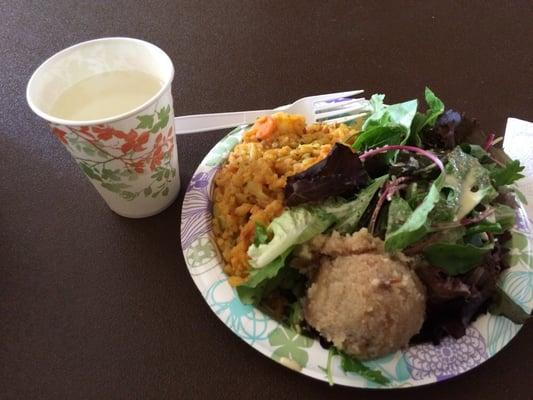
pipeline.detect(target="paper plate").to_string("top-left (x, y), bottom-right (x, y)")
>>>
top-left (180, 123), bottom-right (533, 388)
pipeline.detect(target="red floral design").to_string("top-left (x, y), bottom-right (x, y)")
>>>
top-left (52, 127), bottom-right (67, 144)
top-left (50, 105), bottom-right (176, 200)
top-left (132, 160), bottom-right (145, 173)
top-left (92, 126), bottom-right (117, 141)
top-left (78, 126), bottom-right (96, 141)
top-left (60, 125), bottom-right (173, 172)
top-left (150, 132), bottom-right (164, 170)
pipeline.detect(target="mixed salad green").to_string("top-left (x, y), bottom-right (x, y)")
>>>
top-left (236, 88), bottom-right (530, 384)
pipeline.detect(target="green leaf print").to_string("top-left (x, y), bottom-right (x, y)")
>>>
top-left (79, 162), bottom-right (102, 181)
top-left (101, 182), bottom-right (130, 193)
top-left (136, 114), bottom-right (154, 130)
top-left (268, 326), bottom-right (313, 369)
top-left (508, 232), bottom-right (532, 267)
top-left (157, 105), bottom-right (170, 129)
top-left (186, 238), bottom-right (216, 267)
top-left (120, 191), bottom-right (137, 200)
top-left (151, 167), bottom-right (165, 181)
top-left (83, 146), bottom-right (95, 156)
top-left (137, 106), bottom-right (171, 133)
top-left (149, 105), bottom-right (171, 133)
top-left (101, 168), bottom-right (121, 182)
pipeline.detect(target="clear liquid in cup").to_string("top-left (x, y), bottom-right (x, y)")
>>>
top-left (49, 70), bottom-right (162, 121)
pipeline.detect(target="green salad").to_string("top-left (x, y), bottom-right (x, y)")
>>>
top-left (235, 88), bottom-right (530, 385)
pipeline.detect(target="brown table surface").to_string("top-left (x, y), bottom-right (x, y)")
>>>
top-left (2, 1), bottom-right (532, 399)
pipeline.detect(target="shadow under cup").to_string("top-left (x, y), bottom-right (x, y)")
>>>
top-left (26, 37), bottom-right (180, 218)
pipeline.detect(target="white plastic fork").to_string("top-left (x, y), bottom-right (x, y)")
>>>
top-left (173, 90), bottom-right (369, 134)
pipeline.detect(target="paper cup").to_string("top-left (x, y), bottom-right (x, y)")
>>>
top-left (26, 37), bottom-right (180, 218)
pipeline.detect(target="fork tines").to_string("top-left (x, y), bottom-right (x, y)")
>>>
top-left (315, 97), bottom-right (370, 124)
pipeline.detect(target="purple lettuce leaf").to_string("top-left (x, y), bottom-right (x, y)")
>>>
top-left (284, 143), bottom-right (369, 206)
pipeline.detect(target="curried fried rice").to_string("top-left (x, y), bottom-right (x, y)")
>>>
top-left (212, 112), bottom-right (362, 285)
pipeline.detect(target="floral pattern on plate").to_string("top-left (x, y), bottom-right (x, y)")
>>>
top-left (405, 327), bottom-right (487, 381)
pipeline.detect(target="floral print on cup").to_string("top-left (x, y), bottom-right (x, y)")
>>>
top-left (51, 105), bottom-right (176, 201)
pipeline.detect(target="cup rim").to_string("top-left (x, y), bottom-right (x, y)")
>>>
top-left (26, 37), bottom-right (175, 127)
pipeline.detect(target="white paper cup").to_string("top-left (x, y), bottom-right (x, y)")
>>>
top-left (26, 37), bottom-right (180, 218)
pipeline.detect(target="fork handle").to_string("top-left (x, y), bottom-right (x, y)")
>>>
top-left (174, 109), bottom-right (275, 134)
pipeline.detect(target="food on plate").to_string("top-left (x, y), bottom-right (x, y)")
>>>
top-left (211, 87), bottom-right (530, 383)
top-left (212, 113), bottom-right (362, 285)
top-left (302, 229), bottom-right (426, 360)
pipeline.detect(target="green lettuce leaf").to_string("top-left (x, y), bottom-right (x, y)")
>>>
top-left (404, 181), bottom-right (429, 209)
top-left (385, 173), bottom-right (444, 252)
top-left (434, 147), bottom-right (498, 222)
top-left (438, 226), bottom-right (468, 242)
top-left (423, 242), bottom-right (493, 275)
top-left (321, 347), bottom-right (390, 386)
top-left (460, 143), bottom-right (491, 162)
top-left (489, 287), bottom-right (530, 324)
top-left (326, 175), bottom-right (389, 233)
top-left (236, 248), bottom-right (293, 304)
top-left (410, 87), bottom-right (445, 146)
top-left (253, 221), bottom-right (269, 246)
top-left (353, 95), bottom-right (418, 151)
top-left (494, 204), bottom-right (516, 230)
top-left (368, 93), bottom-right (386, 114)
top-left (386, 195), bottom-right (413, 236)
top-left (465, 221), bottom-right (503, 236)
top-left (287, 301), bottom-right (304, 331)
top-left (489, 160), bottom-right (525, 187)
top-left (337, 350), bottom-right (390, 385)
top-left (247, 207), bottom-right (335, 269)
